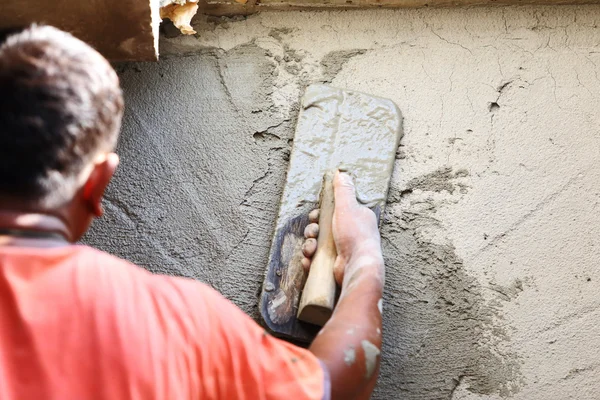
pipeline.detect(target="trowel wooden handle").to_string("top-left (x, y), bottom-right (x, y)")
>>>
top-left (297, 173), bottom-right (337, 326)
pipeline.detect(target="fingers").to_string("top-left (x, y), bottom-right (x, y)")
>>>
top-left (333, 170), bottom-right (359, 212)
top-left (302, 238), bottom-right (317, 258)
top-left (304, 223), bottom-right (319, 239)
top-left (303, 222), bottom-right (319, 261)
top-left (301, 257), bottom-right (311, 272)
top-left (302, 212), bottom-right (320, 273)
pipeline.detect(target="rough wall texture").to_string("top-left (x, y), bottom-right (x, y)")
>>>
top-left (85, 6), bottom-right (600, 399)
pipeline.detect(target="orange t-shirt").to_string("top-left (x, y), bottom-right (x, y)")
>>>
top-left (0, 245), bottom-right (328, 400)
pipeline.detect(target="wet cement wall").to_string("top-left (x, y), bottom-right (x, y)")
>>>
top-left (84, 6), bottom-right (600, 399)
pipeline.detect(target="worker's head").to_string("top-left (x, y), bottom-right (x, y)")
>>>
top-left (0, 25), bottom-right (123, 240)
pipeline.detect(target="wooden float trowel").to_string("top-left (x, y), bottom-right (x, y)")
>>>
top-left (260, 84), bottom-right (403, 342)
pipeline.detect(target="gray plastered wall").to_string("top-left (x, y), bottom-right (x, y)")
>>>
top-left (85, 6), bottom-right (600, 399)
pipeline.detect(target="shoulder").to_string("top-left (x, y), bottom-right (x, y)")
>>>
top-left (69, 245), bottom-right (161, 288)
top-left (71, 245), bottom-right (217, 299)
top-left (70, 245), bottom-right (146, 271)
top-left (70, 245), bottom-right (220, 350)
top-left (71, 245), bottom-right (217, 327)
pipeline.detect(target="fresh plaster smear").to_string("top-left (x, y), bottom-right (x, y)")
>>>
top-left (85, 6), bottom-right (600, 400)
top-left (362, 340), bottom-right (381, 379)
top-left (344, 346), bottom-right (356, 366)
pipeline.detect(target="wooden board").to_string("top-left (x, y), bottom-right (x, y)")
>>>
top-left (260, 84), bottom-right (403, 342)
top-left (201, 0), bottom-right (600, 16)
top-left (1, 1), bottom-right (596, 57)
top-left (0, 0), bottom-right (158, 61)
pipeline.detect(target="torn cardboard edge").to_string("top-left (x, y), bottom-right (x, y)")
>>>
top-left (160, 0), bottom-right (201, 35)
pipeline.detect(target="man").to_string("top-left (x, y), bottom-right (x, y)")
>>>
top-left (0, 25), bottom-right (385, 399)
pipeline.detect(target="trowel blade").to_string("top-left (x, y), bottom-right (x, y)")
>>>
top-left (260, 84), bottom-right (403, 341)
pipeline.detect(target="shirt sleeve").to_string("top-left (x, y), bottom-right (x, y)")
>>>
top-left (158, 275), bottom-right (328, 400)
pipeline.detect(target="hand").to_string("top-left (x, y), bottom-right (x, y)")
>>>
top-left (300, 209), bottom-right (320, 271)
top-left (301, 171), bottom-right (384, 287)
top-left (307, 171), bottom-right (385, 400)
top-left (331, 171), bottom-right (384, 286)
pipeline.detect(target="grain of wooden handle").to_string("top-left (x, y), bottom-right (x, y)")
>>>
top-left (297, 172), bottom-right (337, 326)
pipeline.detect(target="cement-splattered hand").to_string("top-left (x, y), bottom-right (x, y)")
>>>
top-left (307, 170), bottom-right (384, 400)
top-left (331, 171), bottom-right (384, 288)
top-left (301, 171), bottom-right (384, 288)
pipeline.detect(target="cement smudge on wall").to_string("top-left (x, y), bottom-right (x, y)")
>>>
top-left (377, 179), bottom-right (521, 398)
top-left (392, 167), bottom-right (470, 199)
top-left (320, 49), bottom-right (368, 83)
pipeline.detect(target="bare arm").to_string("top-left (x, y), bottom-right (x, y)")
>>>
top-left (305, 171), bottom-right (385, 399)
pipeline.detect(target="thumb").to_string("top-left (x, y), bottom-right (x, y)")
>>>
top-left (333, 170), bottom-right (358, 211)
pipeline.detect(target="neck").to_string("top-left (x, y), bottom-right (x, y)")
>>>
top-left (0, 209), bottom-right (72, 245)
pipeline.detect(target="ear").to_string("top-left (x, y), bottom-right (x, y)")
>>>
top-left (82, 153), bottom-right (119, 217)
